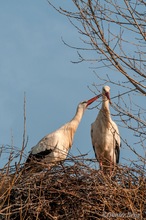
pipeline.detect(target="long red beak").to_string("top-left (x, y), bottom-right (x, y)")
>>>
top-left (87, 94), bottom-right (102, 106)
top-left (105, 92), bottom-right (112, 104)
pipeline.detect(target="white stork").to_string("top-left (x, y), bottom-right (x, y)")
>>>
top-left (91, 85), bottom-right (120, 173)
top-left (26, 95), bottom-right (101, 168)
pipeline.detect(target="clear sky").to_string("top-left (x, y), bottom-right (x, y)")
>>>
top-left (0, 1), bottom-right (143, 168)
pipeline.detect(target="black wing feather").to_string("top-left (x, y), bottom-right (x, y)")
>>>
top-left (115, 141), bottom-right (120, 164)
top-left (26, 149), bottom-right (53, 163)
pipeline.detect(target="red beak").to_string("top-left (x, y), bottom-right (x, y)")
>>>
top-left (87, 94), bottom-right (102, 106)
top-left (105, 92), bottom-right (111, 104)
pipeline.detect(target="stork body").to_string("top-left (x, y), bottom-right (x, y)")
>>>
top-left (91, 86), bottom-right (120, 173)
top-left (26, 95), bottom-right (100, 167)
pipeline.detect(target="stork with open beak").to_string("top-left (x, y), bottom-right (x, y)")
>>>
top-left (91, 86), bottom-right (121, 174)
top-left (25, 94), bottom-right (101, 169)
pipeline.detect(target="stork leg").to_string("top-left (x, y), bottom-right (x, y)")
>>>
top-left (99, 161), bottom-right (103, 170)
top-left (109, 156), bottom-right (114, 175)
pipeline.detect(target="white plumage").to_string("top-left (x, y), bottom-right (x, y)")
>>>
top-left (26, 95), bottom-right (100, 167)
top-left (91, 86), bottom-right (120, 173)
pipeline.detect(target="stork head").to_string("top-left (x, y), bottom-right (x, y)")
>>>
top-left (79, 94), bottom-right (102, 110)
top-left (102, 85), bottom-right (111, 103)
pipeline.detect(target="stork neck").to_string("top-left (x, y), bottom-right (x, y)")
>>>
top-left (70, 106), bottom-right (85, 130)
top-left (102, 98), bottom-right (110, 109)
top-left (61, 106), bottom-right (85, 149)
top-left (101, 99), bottom-right (111, 120)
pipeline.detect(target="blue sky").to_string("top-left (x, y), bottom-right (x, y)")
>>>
top-left (0, 1), bottom-right (144, 168)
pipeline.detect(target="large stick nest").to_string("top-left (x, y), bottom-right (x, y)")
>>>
top-left (0, 157), bottom-right (145, 220)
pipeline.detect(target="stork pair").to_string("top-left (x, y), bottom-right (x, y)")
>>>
top-left (25, 86), bottom-right (120, 173)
